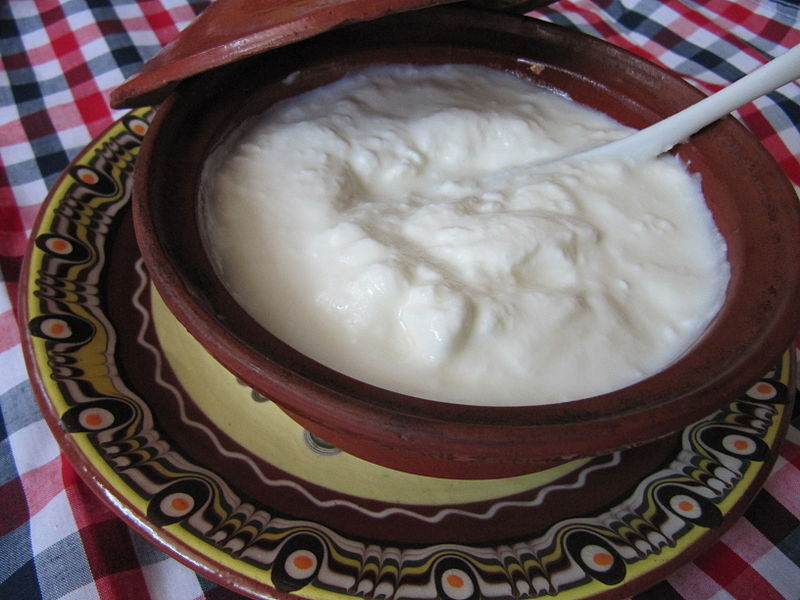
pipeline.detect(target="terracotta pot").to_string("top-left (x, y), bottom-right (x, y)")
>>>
top-left (132, 5), bottom-right (800, 479)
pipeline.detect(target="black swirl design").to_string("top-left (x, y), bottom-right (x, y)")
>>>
top-left (271, 534), bottom-right (326, 593)
top-left (35, 234), bottom-right (91, 262)
top-left (147, 478), bottom-right (212, 527)
top-left (69, 164), bottom-right (119, 197)
top-left (698, 426), bottom-right (770, 462)
top-left (60, 398), bottom-right (135, 434)
top-left (655, 484), bottom-right (724, 529)
top-left (565, 530), bottom-right (626, 586)
top-left (29, 313), bottom-right (94, 345)
top-left (434, 556), bottom-right (482, 600)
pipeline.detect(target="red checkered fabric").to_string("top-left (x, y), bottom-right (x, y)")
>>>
top-left (1, 1), bottom-right (799, 599)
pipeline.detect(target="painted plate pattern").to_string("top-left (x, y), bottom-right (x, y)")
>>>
top-left (21, 109), bottom-right (794, 600)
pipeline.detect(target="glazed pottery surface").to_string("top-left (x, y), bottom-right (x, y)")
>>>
top-left (19, 110), bottom-right (796, 599)
top-left (132, 6), bottom-right (800, 478)
top-left (110, 0), bottom-right (559, 107)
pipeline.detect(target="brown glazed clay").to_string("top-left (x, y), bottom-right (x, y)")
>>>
top-left (110, 0), bottom-right (442, 107)
top-left (110, 0), bottom-right (559, 108)
top-left (132, 5), bottom-right (800, 479)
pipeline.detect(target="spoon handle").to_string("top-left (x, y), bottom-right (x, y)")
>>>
top-left (577, 44), bottom-right (800, 162)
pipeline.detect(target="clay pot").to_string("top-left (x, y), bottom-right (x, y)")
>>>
top-left (132, 5), bottom-right (800, 479)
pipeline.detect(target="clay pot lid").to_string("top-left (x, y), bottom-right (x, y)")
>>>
top-left (110, 0), bottom-right (550, 108)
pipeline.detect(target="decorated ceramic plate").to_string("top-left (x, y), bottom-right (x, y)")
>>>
top-left (20, 109), bottom-right (795, 600)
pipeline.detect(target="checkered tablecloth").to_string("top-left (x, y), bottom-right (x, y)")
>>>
top-left (1, 1), bottom-right (799, 599)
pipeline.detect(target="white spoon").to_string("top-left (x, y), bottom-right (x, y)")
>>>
top-left (566, 44), bottom-right (800, 164)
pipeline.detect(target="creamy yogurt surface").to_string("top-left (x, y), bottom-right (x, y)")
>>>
top-left (202, 64), bottom-right (729, 406)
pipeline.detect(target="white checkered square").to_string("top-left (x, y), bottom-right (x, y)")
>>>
top-left (8, 418), bottom-right (60, 476)
top-left (29, 489), bottom-right (79, 556)
top-left (751, 545), bottom-right (800, 600)
top-left (141, 553), bottom-right (205, 600)
top-left (0, 346), bottom-right (28, 396)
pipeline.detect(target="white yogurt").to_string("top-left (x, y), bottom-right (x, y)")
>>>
top-left (202, 64), bottom-right (729, 406)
